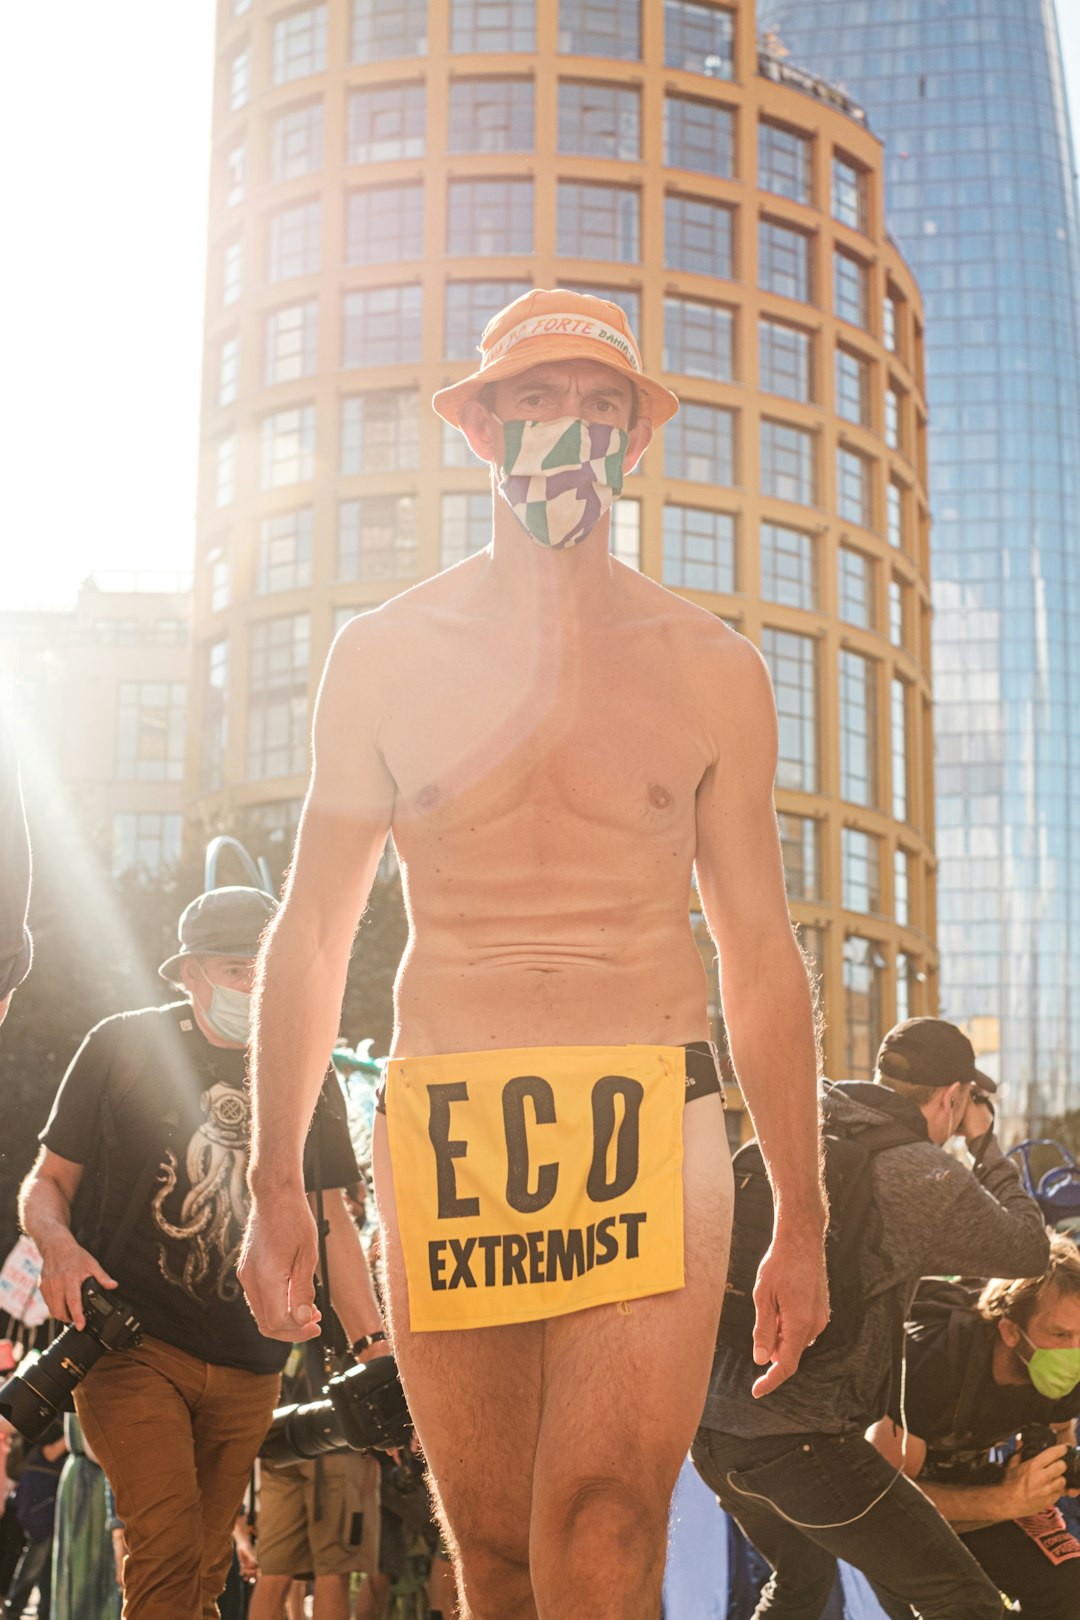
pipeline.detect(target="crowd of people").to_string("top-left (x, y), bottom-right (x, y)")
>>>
top-left (1, 289), bottom-right (1078, 1620)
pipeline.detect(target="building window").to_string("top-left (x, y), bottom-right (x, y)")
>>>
top-left (894, 848), bottom-right (910, 928)
top-left (664, 0), bottom-right (734, 77)
top-left (885, 384), bottom-right (904, 452)
top-left (558, 80), bottom-right (639, 160)
top-left (342, 285), bottom-right (423, 366)
top-left (760, 521), bottom-right (816, 609)
top-left (208, 545), bottom-right (231, 613)
top-left (450, 78), bottom-right (534, 152)
top-left (884, 290), bottom-right (900, 355)
top-left (887, 479), bottom-right (906, 550)
top-left (662, 505), bottom-right (735, 592)
top-left (234, 0), bottom-right (251, 13)
top-left (760, 420), bottom-right (816, 505)
top-left (348, 83), bottom-right (425, 161)
top-left (839, 648), bottom-right (878, 807)
top-left (448, 178), bottom-right (534, 255)
top-left (342, 390), bottom-right (420, 474)
top-left (664, 296), bottom-right (734, 381)
top-left (247, 615), bottom-right (310, 781)
top-left (666, 403), bottom-right (735, 485)
top-left (351, 0), bottom-right (427, 61)
top-left (837, 445), bottom-right (873, 530)
top-left (346, 183), bottom-right (424, 264)
top-left (256, 508), bottom-right (314, 595)
top-left (272, 5), bottom-right (327, 84)
top-left (223, 240), bottom-right (243, 307)
top-left (450, 0), bottom-right (535, 50)
top-left (842, 827), bottom-right (881, 914)
top-left (779, 813), bottom-right (819, 901)
top-left (758, 121), bottom-right (812, 204)
top-left (892, 678), bottom-right (909, 822)
top-left (664, 194), bottom-right (733, 277)
top-left (559, 0), bottom-right (640, 60)
top-left (844, 935), bottom-right (885, 1078)
top-left (559, 283), bottom-right (640, 331)
top-left (269, 201), bottom-right (321, 282)
top-left (835, 347), bottom-right (871, 427)
top-left (266, 300), bottom-right (319, 385)
top-left (759, 218), bottom-right (812, 303)
top-left (225, 144), bottom-right (245, 208)
top-left (218, 337), bottom-right (239, 408)
top-left (611, 499), bottom-right (640, 568)
top-left (445, 280), bottom-right (531, 360)
top-left (889, 577), bottom-right (904, 647)
top-left (835, 249), bottom-right (870, 329)
top-left (557, 181), bottom-right (639, 262)
top-left (895, 949), bottom-right (914, 1023)
top-left (151, 619), bottom-right (188, 648)
top-left (112, 812), bottom-right (183, 877)
top-left (441, 493), bottom-right (491, 568)
top-left (116, 682), bottom-right (187, 782)
top-left (832, 154), bottom-right (868, 232)
top-left (270, 101), bottom-right (324, 181)
top-left (338, 495), bottom-right (418, 580)
top-left (229, 46), bottom-right (251, 112)
top-left (665, 94), bottom-right (734, 177)
top-left (759, 319), bottom-right (812, 402)
top-left (201, 639), bottom-right (229, 792)
top-left (838, 547), bottom-right (875, 629)
top-left (761, 628), bottom-right (817, 792)
top-left (216, 436), bottom-right (236, 508)
top-left (260, 405), bottom-right (316, 488)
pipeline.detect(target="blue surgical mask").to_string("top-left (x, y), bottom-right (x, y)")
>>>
top-left (195, 964), bottom-right (252, 1045)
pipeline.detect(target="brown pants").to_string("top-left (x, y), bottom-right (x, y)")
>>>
top-left (75, 1335), bottom-right (280, 1620)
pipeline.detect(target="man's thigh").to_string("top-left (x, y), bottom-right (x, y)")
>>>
top-left (963, 1515), bottom-right (1080, 1620)
top-left (192, 1361), bottom-right (280, 1613)
top-left (256, 1463), bottom-right (312, 1578)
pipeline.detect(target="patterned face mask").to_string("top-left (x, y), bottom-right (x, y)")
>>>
top-left (495, 416), bottom-right (629, 549)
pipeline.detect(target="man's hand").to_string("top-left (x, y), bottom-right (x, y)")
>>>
top-left (960, 1089), bottom-right (995, 1146)
top-left (38, 1234), bottom-right (116, 1329)
top-left (237, 1190), bottom-right (322, 1342)
top-left (751, 1227), bottom-right (830, 1398)
top-left (1001, 1444), bottom-right (1070, 1517)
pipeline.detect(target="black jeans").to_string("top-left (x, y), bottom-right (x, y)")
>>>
top-left (869, 1512), bottom-right (1080, 1620)
top-left (691, 1428), bottom-right (1005, 1620)
top-left (2, 1535), bottom-right (51, 1620)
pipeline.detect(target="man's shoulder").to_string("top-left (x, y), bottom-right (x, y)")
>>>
top-left (86, 1000), bottom-right (191, 1044)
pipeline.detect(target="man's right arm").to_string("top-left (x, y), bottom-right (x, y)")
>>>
top-left (239, 616), bottom-right (396, 1342)
top-left (19, 1149), bottom-right (116, 1330)
top-left (869, 1418), bottom-right (1069, 1528)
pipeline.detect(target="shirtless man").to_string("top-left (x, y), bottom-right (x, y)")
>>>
top-left (239, 288), bottom-right (828, 1620)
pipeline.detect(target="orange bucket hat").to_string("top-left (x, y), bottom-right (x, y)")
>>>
top-left (432, 288), bottom-right (680, 429)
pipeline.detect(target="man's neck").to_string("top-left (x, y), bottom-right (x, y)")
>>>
top-left (991, 1334), bottom-right (1030, 1387)
top-left (484, 497), bottom-right (621, 622)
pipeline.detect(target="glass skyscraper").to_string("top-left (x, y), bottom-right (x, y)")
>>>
top-left (768, 0), bottom-right (1080, 1129)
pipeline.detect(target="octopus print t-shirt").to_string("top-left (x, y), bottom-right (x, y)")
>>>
top-left (40, 1001), bottom-right (360, 1374)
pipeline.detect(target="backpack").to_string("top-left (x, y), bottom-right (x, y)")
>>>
top-left (901, 1278), bottom-right (992, 1453)
top-left (716, 1089), bottom-right (923, 1362)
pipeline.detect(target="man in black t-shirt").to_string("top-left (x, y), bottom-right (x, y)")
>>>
top-left (18, 887), bottom-right (384, 1620)
top-left (869, 1234), bottom-right (1080, 1620)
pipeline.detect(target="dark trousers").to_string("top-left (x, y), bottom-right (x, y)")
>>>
top-left (2, 1535), bottom-right (51, 1619)
top-left (691, 1427), bottom-right (1005, 1620)
top-left (873, 1511), bottom-right (1080, 1620)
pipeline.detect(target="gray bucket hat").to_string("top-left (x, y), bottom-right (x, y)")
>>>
top-left (158, 886), bottom-right (278, 987)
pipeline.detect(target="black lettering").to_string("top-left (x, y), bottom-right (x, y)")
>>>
top-left (427, 1082), bottom-right (479, 1219)
top-left (448, 1237), bottom-right (478, 1289)
top-left (546, 1226), bottom-right (586, 1281)
top-left (595, 1215), bottom-right (619, 1265)
top-left (502, 1075), bottom-right (559, 1214)
top-left (478, 1234), bottom-right (500, 1287)
top-left (502, 1233), bottom-right (528, 1285)
top-left (428, 1240), bottom-right (448, 1291)
top-left (586, 1221), bottom-right (596, 1271)
top-left (587, 1076), bottom-right (644, 1202)
top-left (619, 1211), bottom-right (647, 1260)
top-left (527, 1229), bottom-right (546, 1284)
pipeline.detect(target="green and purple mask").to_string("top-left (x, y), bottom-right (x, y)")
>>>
top-left (496, 416), bottom-right (628, 549)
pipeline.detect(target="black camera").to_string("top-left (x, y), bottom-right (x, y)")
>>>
top-left (259, 1352), bottom-right (412, 1465)
top-left (1019, 1424), bottom-right (1080, 1491)
top-left (0, 1281), bottom-right (141, 1443)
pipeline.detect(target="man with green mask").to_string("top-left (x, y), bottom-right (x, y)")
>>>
top-left (870, 1235), bottom-right (1080, 1619)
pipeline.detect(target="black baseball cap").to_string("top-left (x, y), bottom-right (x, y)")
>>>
top-left (876, 1017), bottom-right (997, 1094)
top-left (158, 887), bottom-right (277, 986)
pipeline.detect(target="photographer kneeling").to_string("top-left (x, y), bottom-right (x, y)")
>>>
top-left (870, 1235), bottom-right (1080, 1620)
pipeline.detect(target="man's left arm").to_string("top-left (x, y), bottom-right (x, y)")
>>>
top-left (694, 635), bottom-right (828, 1396)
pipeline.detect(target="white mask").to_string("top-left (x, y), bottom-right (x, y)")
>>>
top-left (194, 963), bottom-right (252, 1045)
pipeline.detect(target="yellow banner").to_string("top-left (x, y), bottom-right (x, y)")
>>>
top-left (384, 1045), bottom-right (685, 1331)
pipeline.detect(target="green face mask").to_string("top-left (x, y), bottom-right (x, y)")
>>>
top-left (1018, 1325), bottom-right (1080, 1400)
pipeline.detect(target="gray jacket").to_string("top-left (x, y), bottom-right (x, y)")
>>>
top-left (701, 1082), bottom-right (1050, 1439)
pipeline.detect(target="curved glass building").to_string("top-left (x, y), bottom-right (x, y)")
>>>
top-left (767, 0), bottom-right (1080, 1130)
